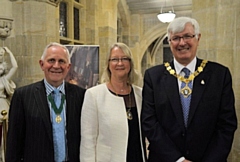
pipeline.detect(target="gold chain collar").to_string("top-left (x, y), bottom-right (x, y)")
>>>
top-left (164, 60), bottom-right (208, 84)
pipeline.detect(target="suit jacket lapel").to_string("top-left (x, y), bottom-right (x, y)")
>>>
top-left (34, 81), bottom-right (53, 141)
top-left (65, 83), bottom-right (75, 129)
top-left (188, 58), bottom-right (211, 126)
top-left (164, 62), bottom-right (185, 129)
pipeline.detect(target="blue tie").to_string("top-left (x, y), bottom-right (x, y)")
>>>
top-left (52, 89), bottom-right (66, 162)
top-left (54, 89), bottom-right (61, 107)
top-left (180, 68), bottom-right (192, 127)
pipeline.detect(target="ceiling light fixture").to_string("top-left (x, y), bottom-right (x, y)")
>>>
top-left (157, 0), bottom-right (176, 23)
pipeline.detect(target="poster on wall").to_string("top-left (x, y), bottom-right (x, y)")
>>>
top-left (64, 45), bottom-right (99, 89)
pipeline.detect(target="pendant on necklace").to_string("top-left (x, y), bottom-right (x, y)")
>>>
top-left (55, 115), bottom-right (62, 123)
top-left (126, 109), bottom-right (133, 120)
top-left (180, 84), bottom-right (192, 98)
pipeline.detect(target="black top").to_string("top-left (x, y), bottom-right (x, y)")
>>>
top-left (109, 87), bottom-right (143, 162)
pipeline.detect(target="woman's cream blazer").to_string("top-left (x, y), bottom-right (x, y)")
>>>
top-left (80, 83), bottom-right (145, 162)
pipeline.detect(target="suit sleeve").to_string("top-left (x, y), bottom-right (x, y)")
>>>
top-left (202, 68), bottom-right (237, 161)
top-left (80, 89), bottom-right (98, 162)
top-left (141, 70), bottom-right (182, 161)
top-left (6, 89), bottom-right (25, 162)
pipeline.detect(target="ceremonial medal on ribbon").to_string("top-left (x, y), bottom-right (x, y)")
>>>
top-left (48, 94), bottom-right (65, 124)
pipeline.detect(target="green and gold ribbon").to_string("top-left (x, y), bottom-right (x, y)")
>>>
top-left (48, 94), bottom-right (65, 116)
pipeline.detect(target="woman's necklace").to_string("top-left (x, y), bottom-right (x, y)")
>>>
top-left (164, 60), bottom-right (208, 97)
top-left (126, 91), bottom-right (133, 120)
top-left (109, 82), bottom-right (133, 120)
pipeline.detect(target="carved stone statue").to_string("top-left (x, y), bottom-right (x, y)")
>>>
top-left (0, 19), bottom-right (12, 39)
top-left (0, 47), bottom-right (18, 119)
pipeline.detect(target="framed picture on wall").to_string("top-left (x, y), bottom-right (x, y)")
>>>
top-left (64, 45), bottom-right (99, 89)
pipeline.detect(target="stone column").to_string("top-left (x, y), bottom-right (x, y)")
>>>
top-left (87, 0), bottom-right (118, 76)
top-left (4, 0), bottom-right (61, 87)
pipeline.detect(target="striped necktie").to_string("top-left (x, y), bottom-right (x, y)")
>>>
top-left (180, 68), bottom-right (192, 127)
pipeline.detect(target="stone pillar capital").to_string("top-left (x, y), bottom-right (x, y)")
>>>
top-left (48, 0), bottom-right (62, 6)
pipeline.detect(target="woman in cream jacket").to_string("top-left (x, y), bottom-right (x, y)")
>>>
top-left (80, 42), bottom-right (146, 162)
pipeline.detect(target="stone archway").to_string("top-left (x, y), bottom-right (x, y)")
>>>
top-left (132, 24), bottom-right (167, 74)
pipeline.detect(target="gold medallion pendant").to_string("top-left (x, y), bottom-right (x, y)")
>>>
top-left (56, 115), bottom-right (62, 123)
top-left (127, 109), bottom-right (133, 120)
top-left (181, 84), bottom-right (192, 98)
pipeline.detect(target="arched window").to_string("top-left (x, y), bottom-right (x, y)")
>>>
top-left (163, 37), bottom-right (173, 63)
top-left (141, 35), bottom-right (173, 75)
top-left (59, 0), bottom-right (84, 45)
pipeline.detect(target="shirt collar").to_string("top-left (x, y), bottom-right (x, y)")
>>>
top-left (173, 57), bottom-right (197, 75)
top-left (44, 79), bottom-right (65, 96)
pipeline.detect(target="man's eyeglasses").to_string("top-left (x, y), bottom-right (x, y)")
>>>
top-left (169, 34), bottom-right (196, 43)
top-left (109, 57), bottom-right (131, 63)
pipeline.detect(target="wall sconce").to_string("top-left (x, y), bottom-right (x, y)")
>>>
top-left (157, 0), bottom-right (176, 23)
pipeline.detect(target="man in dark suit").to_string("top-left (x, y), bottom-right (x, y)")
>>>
top-left (6, 42), bottom-right (85, 162)
top-left (141, 17), bottom-right (237, 162)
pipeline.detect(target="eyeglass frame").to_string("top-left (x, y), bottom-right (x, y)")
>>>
top-left (109, 57), bottom-right (131, 63)
top-left (169, 34), bottom-right (196, 43)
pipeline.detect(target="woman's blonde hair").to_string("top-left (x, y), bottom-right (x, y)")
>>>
top-left (101, 42), bottom-right (141, 85)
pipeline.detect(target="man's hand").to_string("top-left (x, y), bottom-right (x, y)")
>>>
top-left (183, 160), bottom-right (192, 162)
